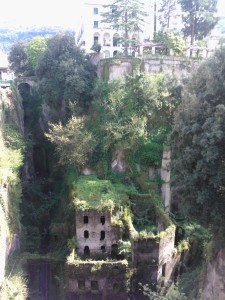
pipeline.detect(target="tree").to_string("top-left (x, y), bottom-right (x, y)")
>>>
top-left (179, 0), bottom-right (218, 46)
top-left (154, 30), bottom-right (186, 55)
top-left (8, 42), bottom-right (34, 76)
top-left (36, 32), bottom-right (96, 119)
top-left (90, 73), bottom-right (182, 157)
top-left (45, 116), bottom-right (96, 168)
top-left (170, 47), bottom-right (225, 239)
top-left (26, 36), bottom-right (47, 69)
top-left (158, 0), bottom-right (179, 29)
top-left (101, 0), bottom-right (147, 56)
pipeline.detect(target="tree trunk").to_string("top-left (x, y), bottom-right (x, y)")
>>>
top-left (124, 11), bottom-right (128, 56)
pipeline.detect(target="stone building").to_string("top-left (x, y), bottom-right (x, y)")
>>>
top-left (75, 209), bottom-right (122, 257)
top-left (132, 225), bottom-right (177, 288)
top-left (67, 261), bottom-right (128, 300)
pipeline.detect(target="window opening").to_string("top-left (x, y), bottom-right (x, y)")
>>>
top-left (83, 216), bottom-right (88, 224)
top-left (100, 216), bottom-right (105, 225)
top-left (111, 244), bottom-right (118, 259)
top-left (84, 246), bottom-right (90, 256)
top-left (161, 263), bottom-right (166, 287)
top-left (94, 21), bottom-right (99, 29)
top-left (91, 281), bottom-right (99, 290)
top-left (84, 230), bottom-right (89, 238)
top-left (101, 245), bottom-right (106, 252)
top-left (78, 280), bottom-right (85, 290)
top-left (162, 263), bottom-right (166, 277)
top-left (94, 7), bottom-right (98, 14)
top-left (100, 230), bottom-right (105, 240)
top-left (94, 36), bottom-right (99, 44)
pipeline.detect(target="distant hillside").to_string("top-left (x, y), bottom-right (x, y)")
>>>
top-left (0, 25), bottom-right (75, 53)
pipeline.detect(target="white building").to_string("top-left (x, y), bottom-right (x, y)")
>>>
top-left (80, 0), bottom-right (152, 58)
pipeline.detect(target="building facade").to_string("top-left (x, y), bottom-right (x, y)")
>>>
top-left (81, 0), bottom-right (150, 58)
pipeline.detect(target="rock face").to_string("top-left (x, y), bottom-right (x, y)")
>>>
top-left (0, 86), bottom-right (22, 283)
top-left (202, 249), bottom-right (225, 300)
top-left (111, 149), bottom-right (130, 172)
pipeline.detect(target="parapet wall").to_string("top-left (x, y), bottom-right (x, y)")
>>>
top-left (66, 260), bottom-right (128, 300)
top-left (98, 56), bottom-right (201, 81)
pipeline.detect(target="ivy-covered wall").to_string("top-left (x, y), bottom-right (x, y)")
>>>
top-left (0, 86), bottom-right (27, 298)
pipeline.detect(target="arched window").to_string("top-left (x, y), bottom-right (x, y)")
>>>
top-left (84, 246), bottom-right (90, 256)
top-left (101, 245), bottom-right (106, 252)
top-left (113, 33), bottom-right (120, 47)
top-left (100, 231), bottom-right (105, 240)
top-left (100, 216), bottom-right (105, 225)
top-left (84, 230), bottom-right (89, 238)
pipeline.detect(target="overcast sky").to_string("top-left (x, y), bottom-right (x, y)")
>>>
top-left (0, 0), bottom-right (225, 29)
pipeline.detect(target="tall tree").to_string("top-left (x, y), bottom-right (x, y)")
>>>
top-left (35, 32), bottom-right (96, 119)
top-left (158, 0), bottom-right (178, 29)
top-left (179, 0), bottom-right (218, 45)
top-left (170, 47), bottom-right (225, 240)
top-left (8, 42), bottom-right (34, 76)
top-left (26, 36), bottom-right (47, 69)
top-left (101, 0), bottom-right (147, 56)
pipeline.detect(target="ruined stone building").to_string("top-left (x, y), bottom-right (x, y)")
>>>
top-left (65, 173), bottom-right (186, 300)
top-left (75, 209), bottom-right (122, 257)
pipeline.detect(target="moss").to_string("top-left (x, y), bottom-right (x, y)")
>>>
top-left (72, 175), bottom-right (135, 211)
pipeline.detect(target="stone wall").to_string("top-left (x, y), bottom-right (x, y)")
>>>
top-left (132, 225), bottom-right (176, 287)
top-left (0, 87), bottom-right (21, 283)
top-left (67, 261), bottom-right (128, 300)
top-left (98, 57), bottom-right (201, 81)
top-left (75, 209), bottom-right (122, 257)
top-left (202, 248), bottom-right (225, 300)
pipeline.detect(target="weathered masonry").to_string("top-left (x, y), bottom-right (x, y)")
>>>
top-left (76, 209), bottom-right (122, 257)
top-left (67, 261), bottom-right (128, 300)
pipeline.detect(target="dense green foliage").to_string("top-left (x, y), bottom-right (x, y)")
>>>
top-left (46, 72), bottom-right (182, 171)
top-left (179, 0), bottom-right (218, 45)
top-left (8, 42), bottom-right (34, 76)
top-left (5, 28), bottom-right (218, 299)
top-left (154, 30), bottom-right (186, 55)
top-left (46, 116), bottom-right (96, 168)
top-left (36, 32), bottom-right (96, 118)
top-left (25, 36), bottom-right (47, 68)
top-left (171, 47), bottom-right (225, 242)
top-left (72, 175), bottom-right (135, 211)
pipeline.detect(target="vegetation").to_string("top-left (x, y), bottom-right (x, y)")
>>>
top-left (5, 26), bottom-right (225, 299)
top-left (171, 47), bottom-right (225, 245)
top-left (101, 0), bottom-right (147, 55)
top-left (180, 0), bottom-right (218, 45)
top-left (158, 0), bottom-right (179, 29)
top-left (25, 36), bottom-right (47, 68)
top-left (8, 42), bottom-right (34, 76)
top-left (45, 116), bottom-right (96, 168)
top-left (154, 30), bottom-right (186, 56)
top-left (72, 175), bottom-right (134, 211)
top-left (139, 282), bottom-right (187, 300)
top-left (36, 32), bottom-right (96, 118)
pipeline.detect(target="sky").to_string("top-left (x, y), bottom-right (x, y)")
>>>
top-left (0, 0), bottom-right (225, 29)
